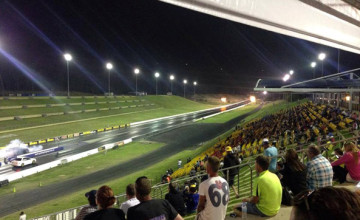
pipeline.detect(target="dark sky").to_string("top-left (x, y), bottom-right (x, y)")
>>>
top-left (0, 0), bottom-right (359, 95)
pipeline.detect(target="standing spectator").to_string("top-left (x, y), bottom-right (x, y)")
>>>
top-left (291, 187), bottom-right (360, 220)
top-left (263, 139), bottom-right (278, 173)
top-left (331, 142), bottom-right (360, 183)
top-left (279, 149), bottom-right (307, 205)
top-left (306, 144), bottom-right (333, 190)
top-left (120, 184), bottom-right (140, 216)
top-left (233, 155), bottom-right (282, 217)
top-left (19, 211), bottom-right (26, 220)
top-left (178, 159), bottom-right (182, 168)
top-left (127, 176), bottom-right (183, 220)
top-left (184, 184), bottom-right (199, 214)
top-left (165, 182), bottom-right (186, 216)
top-left (223, 146), bottom-right (240, 198)
top-left (75, 190), bottom-right (97, 220)
top-left (84, 185), bottom-right (125, 220)
top-left (196, 156), bottom-right (229, 220)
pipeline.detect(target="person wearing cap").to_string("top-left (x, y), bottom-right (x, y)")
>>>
top-left (223, 146), bottom-right (240, 198)
top-left (184, 184), bottom-right (199, 214)
top-left (263, 138), bottom-right (278, 173)
top-left (120, 184), bottom-right (140, 216)
top-left (75, 190), bottom-right (97, 220)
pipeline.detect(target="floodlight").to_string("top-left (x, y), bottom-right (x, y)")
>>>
top-left (64, 53), bottom-right (72, 61)
top-left (106, 63), bottom-right (113, 70)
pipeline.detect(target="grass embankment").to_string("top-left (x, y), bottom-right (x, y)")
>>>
top-left (0, 141), bottom-right (163, 198)
top-left (0, 96), bottom-right (215, 146)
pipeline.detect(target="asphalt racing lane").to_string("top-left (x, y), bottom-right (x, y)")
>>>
top-left (0, 101), bottom-right (258, 218)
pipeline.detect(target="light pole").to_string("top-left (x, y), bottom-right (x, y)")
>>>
top-left (311, 62), bottom-right (317, 78)
top-left (106, 62), bottom-right (113, 96)
top-left (289, 70), bottom-right (294, 75)
top-left (183, 79), bottom-right (187, 98)
top-left (318, 53), bottom-right (326, 76)
top-left (169, 75), bottom-right (175, 94)
top-left (155, 72), bottom-right (160, 95)
top-left (63, 53), bottom-right (72, 97)
top-left (134, 68), bottom-right (140, 96)
top-left (193, 81), bottom-right (197, 95)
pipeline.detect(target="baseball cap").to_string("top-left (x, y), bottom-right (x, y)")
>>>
top-left (263, 138), bottom-right (269, 144)
top-left (85, 190), bottom-right (97, 199)
top-left (225, 146), bottom-right (232, 152)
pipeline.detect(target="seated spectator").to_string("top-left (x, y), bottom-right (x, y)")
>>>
top-left (119, 184), bottom-right (140, 216)
top-left (84, 185), bottom-right (125, 220)
top-left (184, 184), bottom-right (199, 214)
top-left (127, 176), bottom-right (183, 220)
top-left (331, 142), bottom-right (360, 183)
top-left (291, 187), bottom-right (360, 220)
top-left (279, 149), bottom-right (307, 205)
top-left (75, 190), bottom-right (97, 220)
top-left (165, 182), bottom-right (186, 216)
top-left (233, 155), bottom-right (282, 217)
top-left (306, 144), bottom-right (333, 190)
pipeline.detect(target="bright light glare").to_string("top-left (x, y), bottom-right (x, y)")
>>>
top-left (106, 62), bottom-right (113, 70)
top-left (64, 53), bottom-right (72, 61)
top-left (318, 53), bottom-right (326, 60)
top-left (193, 81), bottom-right (197, 86)
top-left (134, 68), bottom-right (140, 74)
top-left (311, 62), bottom-right (317, 68)
top-left (263, 91), bottom-right (267, 95)
top-left (155, 72), bottom-right (160, 78)
top-left (170, 75), bottom-right (175, 80)
top-left (250, 96), bottom-right (256, 103)
top-left (346, 95), bottom-right (351, 101)
top-left (289, 70), bottom-right (294, 75)
top-left (221, 97), bottom-right (227, 103)
top-left (183, 79), bottom-right (187, 84)
top-left (283, 74), bottom-right (290, 82)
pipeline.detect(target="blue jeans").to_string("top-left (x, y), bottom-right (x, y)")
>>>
top-left (236, 203), bottom-right (268, 217)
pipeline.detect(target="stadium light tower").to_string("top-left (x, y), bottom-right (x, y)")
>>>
top-left (134, 68), bottom-right (140, 96)
top-left (289, 70), bottom-right (294, 75)
top-left (311, 62), bottom-right (317, 78)
top-left (63, 53), bottom-right (72, 97)
top-left (154, 72), bottom-right (160, 95)
top-left (193, 81), bottom-right (197, 95)
top-left (183, 79), bottom-right (187, 98)
top-left (318, 53), bottom-right (326, 76)
top-left (169, 74), bottom-right (175, 94)
top-left (283, 74), bottom-right (290, 82)
top-left (106, 62), bottom-right (113, 96)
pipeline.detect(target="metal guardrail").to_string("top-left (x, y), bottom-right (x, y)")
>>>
top-left (32, 134), bottom-right (359, 220)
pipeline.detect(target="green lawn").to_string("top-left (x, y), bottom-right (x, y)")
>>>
top-left (198, 104), bottom-right (258, 123)
top-left (0, 96), bottom-right (216, 146)
top-left (0, 141), bottom-right (164, 198)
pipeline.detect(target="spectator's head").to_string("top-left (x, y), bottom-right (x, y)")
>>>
top-left (168, 182), bottom-right (178, 194)
top-left (334, 148), bottom-right (343, 156)
top-left (225, 146), bottom-right (233, 154)
top-left (85, 189), bottom-right (97, 206)
top-left (307, 144), bottom-right (320, 160)
top-left (135, 176), bottom-right (151, 202)
top-left (190, 184), bottom-right (197, 193)
top-left (125, 184), bottom-right (136, 199)
top-left (344, 142), bottom-right (359, 164)
top-left (291, 187), bottom-right (360, 220)
top-left (255, 155), bottom-right (269, 173)
top-left (285, 149), bottom-right (305, 172)
top-left (206, 156), bottom-right (220, 176)
top-left (20, 211), bottom-right (24, 216)
top-left (96, 185), bottom-right (116, 209)
top-left (262, 138), bottom-right (269, 149)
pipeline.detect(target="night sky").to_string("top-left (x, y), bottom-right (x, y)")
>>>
top-left (0, 0), bottom-right (359, 95)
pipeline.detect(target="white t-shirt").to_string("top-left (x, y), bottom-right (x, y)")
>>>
top-left (120, 197), bottom-right (140, 215)
top-left (197, 176), bottom-right (229, 220)
top-left (19, 214), bottom-right (26, 220)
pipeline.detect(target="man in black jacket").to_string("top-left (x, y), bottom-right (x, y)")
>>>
top-left (223, 146), bottom-right (240, 198)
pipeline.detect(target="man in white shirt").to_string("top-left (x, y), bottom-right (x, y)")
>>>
top-left (197, 156), bottom-right (229, 220)
top-left (19, 211), bottom-right (26, 220)
top-left (120, 184), bottom-right (140, 216)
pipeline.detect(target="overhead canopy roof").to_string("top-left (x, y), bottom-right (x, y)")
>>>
top-left (160, 0), bottom-right (360, 54)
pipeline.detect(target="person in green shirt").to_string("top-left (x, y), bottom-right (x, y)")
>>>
top-left (232, 155), bottom-right (282, 217)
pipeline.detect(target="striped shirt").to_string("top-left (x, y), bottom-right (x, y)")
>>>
top-left (75, 205), bottom-right (97, 220)
top-left (307, 154), bottom-right (333, 190)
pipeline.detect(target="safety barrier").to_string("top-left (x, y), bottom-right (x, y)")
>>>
top-left (0, 138), bottom-right (132, 183)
